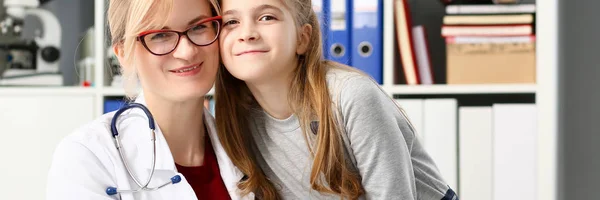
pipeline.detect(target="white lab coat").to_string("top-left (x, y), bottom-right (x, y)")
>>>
top-left (46, 95), bottom-right (254, 200)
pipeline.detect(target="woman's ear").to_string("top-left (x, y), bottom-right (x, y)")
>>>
top-left (113, 43), bottom-right (133, 73)
top-left (113, 44), bottom-right (126, 65)
top-left (296, 24), bottom-right (312, 55)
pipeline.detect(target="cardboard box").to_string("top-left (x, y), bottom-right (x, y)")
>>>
top-left (446, 40), bottom-right (536, 84)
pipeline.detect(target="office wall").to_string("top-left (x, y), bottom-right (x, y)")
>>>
top-left (559, 0), bottom-right (600, 199)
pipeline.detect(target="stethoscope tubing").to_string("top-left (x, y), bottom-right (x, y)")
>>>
top-left (106, 103), bottom-right (180, 196)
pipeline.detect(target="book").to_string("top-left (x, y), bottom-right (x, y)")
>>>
top-left (443, 14), bottom-right (534, 25)
top-left (442, 24), bottom-right (533, 37)
top-left (395, 0), bottom-right (420, 84)
top-left (446, 4), bottom-right (535, 14)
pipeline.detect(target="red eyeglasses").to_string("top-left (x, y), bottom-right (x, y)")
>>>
top-left (136, 16), bottom-right (222, 56)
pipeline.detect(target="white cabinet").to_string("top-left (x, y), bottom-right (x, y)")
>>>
top-left (0, 90), bottom-right (95, 199)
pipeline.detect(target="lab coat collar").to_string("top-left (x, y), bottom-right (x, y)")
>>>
top-left (132, 93), bottom-right (175, 171)
top-left (131, 93), bottom-right (252, 199)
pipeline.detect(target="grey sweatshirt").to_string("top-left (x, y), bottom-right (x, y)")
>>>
top-left (248, 68), bottom-right (455, 199)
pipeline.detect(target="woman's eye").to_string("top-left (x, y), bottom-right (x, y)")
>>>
top-left (259, 15), bottom-right (276, 21)
top-left (223, 20), bottom-right (239, 26)
top-left (150, 33), bottom-right (168, 40)
top-left (192, 24), bottom-right (207, 31)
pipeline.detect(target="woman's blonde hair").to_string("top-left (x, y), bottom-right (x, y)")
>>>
top-left (107, 0), bottom-right (220, 98)
top-left (214, 0), bottom-right (365, 199)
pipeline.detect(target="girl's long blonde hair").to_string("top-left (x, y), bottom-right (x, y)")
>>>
top-left (107, 0), bottom-right (220, 99)
top-left (214, 0), bottom-right (365, 199)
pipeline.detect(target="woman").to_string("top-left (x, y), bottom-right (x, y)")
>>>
top-left (46, 0), bottom-right (252, 199)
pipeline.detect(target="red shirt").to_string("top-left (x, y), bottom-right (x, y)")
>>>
top-left (175, 138), bottom-right (231, 200)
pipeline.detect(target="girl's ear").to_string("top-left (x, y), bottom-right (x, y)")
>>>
top-left (296, 24), bottom-right (312, 55)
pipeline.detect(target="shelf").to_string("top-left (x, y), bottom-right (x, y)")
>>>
top-left (0, 85), bottom-right (535, 96)
top-left (0, 87), bottom-right (97, 96)
top-left (382, 84), bottom-right (537, 95)
top-left (101, 87), bottom-right (126, 96)
top-left (101, 87), bottom-right (215, 97)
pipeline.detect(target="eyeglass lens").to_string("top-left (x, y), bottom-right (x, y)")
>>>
top-left (143, 20), bottom-right (220, 55)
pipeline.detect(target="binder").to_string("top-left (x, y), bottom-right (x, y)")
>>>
top-left (493, 104), bottom-right (537, 200)
top-left (209, 98), bottom-right (216, 116)
top-left (326, 0), bottom-right (352, 65)
top-left (312, 0), bottom-right (329, 59)
top-left (423, 99), bottom-right (458, 191)
top-left (351, 0), bottom-right (383, 84)
top-left (459, 107), bottom-right (493, 200)
top-left (103, 99), bottom-right (125, 114)
top-left (395, 99), bottom-right (425, 143)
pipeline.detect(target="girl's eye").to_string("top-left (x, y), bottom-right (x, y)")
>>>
top-left (223, 20), bottom-right (239, 26)
top-left (259, 15), bottom-right (276, 21)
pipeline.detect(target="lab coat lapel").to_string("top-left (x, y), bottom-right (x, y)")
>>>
top-left (132, 94), bottom-right (177, 171)
top-left (125, 94), bottom-right (197, 199)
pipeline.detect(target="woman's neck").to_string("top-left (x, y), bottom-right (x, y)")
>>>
top-left (144, 92), bottom-right (206, 166)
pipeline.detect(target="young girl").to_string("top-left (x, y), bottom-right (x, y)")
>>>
top-left (46, 0), bottom-right (252, 199)
top-left (215, 0), bottom-right (458, 199)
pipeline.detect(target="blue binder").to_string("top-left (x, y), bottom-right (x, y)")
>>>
top-left (209, 99), bottom-right (216, 117)
top-left (326, 0), bottom-right (352, 65)
top-left (351, 0), bottom-right (383, 84)
top-left (104, 99), bottom-right (126, 114)
top-left (312, 0), bottom-right (329, 59)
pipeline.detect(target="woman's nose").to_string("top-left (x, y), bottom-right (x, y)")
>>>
top-left (172, 36), bottom-right (198, 60)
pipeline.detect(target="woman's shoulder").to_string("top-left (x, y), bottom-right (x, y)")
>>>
top-left (61, 112), bottom-right (116, 147)
top-left (47, 113), bottom-right (120, 198)
top-left (52, 112), bottom-right (119, 166)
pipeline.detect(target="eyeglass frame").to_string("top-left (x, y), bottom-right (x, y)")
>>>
top-left (136, 16), bottom-right (223, 56)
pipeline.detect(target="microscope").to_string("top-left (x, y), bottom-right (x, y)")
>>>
top-left (0, 0), bottom-right (62, 85)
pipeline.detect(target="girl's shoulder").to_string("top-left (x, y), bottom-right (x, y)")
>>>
top-left (325, 65), bottom-right (364, 84)
top-left (325, 65), bottom-right (384, 103)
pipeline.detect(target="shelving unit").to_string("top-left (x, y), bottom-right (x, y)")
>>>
top-left (382, 84), bottom-right (537, 95)
top-left (0, 0), bottom-right (558, 199)
top-left (0, 87), bottom-right (97, 96)
top-left (534, 0), bottom-right (558, 199)
top-left (100, 86), bottom-right (215, 97)
top-left (381, 1), bottom-right (557, 200)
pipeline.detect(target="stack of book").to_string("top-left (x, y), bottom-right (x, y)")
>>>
top-left (441, 3), bottom-right (536, 84)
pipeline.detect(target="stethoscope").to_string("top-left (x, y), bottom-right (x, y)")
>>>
top-left (105, 103), bottom-right (182, 196)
